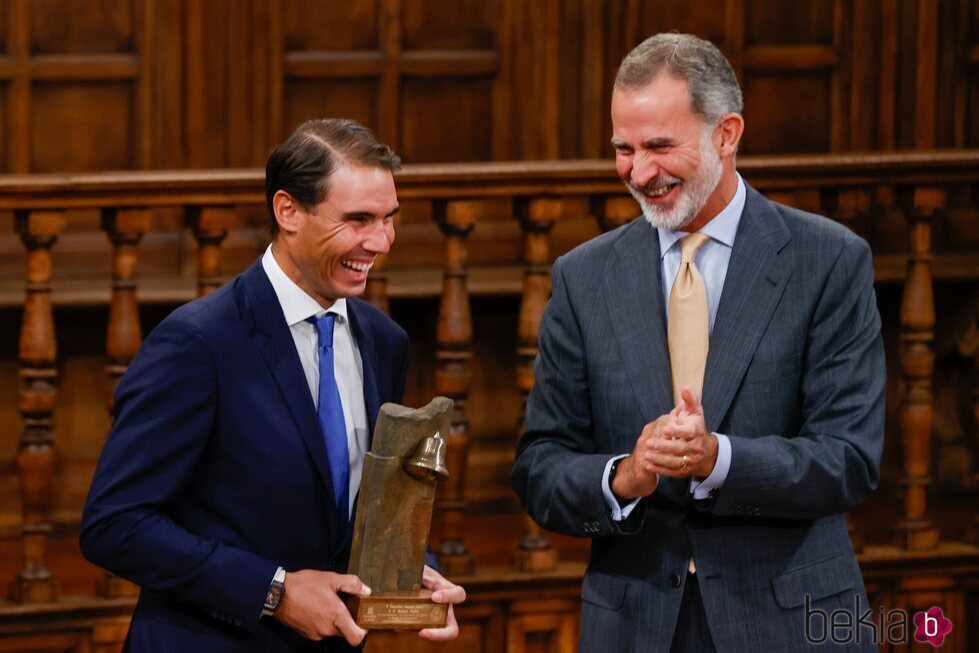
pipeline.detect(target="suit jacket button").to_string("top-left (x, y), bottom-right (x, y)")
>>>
top-left (668, 573), bottom-right (682, 588)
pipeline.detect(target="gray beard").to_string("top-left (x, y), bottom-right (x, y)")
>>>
top-left (627, 133), bottom-right (723, 231)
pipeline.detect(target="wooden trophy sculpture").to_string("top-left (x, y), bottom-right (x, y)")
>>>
top-left (344, 396), bottom-right (452, 628)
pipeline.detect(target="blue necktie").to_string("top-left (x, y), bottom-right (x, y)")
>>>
top-left (308, 314), bottom-right (350, 525)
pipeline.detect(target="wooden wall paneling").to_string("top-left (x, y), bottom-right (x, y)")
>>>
top-left (184, 0), bottom-right (227, 167)
top-left (7, 0), bottom-right (32, 172)
top-left (896, 187), bottom-right (943, 550)
top-left (399, 0), bottom-right (501, 162)
top-left (25, 0), bottom-right (149, 172)
top-left (151, 0), bottom-right (184, 168)
top-left (13, 209), bottom-right (65, 603)
top-left (577, 0), bottom-right (607, 159)
top-left (954, 0), bottom-right (979, 148)
top-left (379, 0), bottom-right (401, 149)
top-left (849, 0), bottom-right (880, 150)
top-left (133, 0), bottom-right (153, 169)
top-left (878, 0), bottom-right (901, 151)
top-left (491, 0), bottom-right (515, 161)
top-left (736, 0), bottom-right (844, 153)
top-left (510, 0), bottom-right (561, 159)
top-left (915, 0), bottom-right (940, 149)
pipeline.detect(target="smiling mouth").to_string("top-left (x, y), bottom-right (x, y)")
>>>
top-left (644, 182), bottom-right (679, 198)
top-left (341, 259), bottom-right (374, 273)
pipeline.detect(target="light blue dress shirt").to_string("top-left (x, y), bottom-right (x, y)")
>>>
top-left (604, 175), bottom-right (746, 519)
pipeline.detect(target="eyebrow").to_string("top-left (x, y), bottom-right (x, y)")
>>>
top-left (341, 205), bottom-right (400, 220)
top-left (610, 137), bottom-right (676, 149)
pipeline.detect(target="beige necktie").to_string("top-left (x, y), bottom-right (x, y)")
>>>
top-left (668, 232), bottom-right (711, 405)
top-left (668, 232), bottom-right (710, 576)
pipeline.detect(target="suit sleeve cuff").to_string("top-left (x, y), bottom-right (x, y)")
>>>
top-left (689, 433), bottom-right (731, 500)
top-left (602, 455), bottom-right (642, 520)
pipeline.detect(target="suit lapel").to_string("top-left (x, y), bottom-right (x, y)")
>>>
top-left (605, 219), bottom-right (675, 427)
top-left (238, 261), bottom-right (338, 507)
top-left (347, 300), bottom-right (383, 439)
top-left (702, 185), bottom-right (792, 430)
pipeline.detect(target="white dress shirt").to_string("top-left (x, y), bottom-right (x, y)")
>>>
top-left (604, 175), bottom-right (746, 519)
top-left (261, 245), bottom-right (369, 519)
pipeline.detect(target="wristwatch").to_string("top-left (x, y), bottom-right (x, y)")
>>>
top-left (262, 567), bottom-right (286, 617)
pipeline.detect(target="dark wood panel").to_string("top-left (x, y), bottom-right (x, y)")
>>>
top-left (741, 73), bottom-right (831, 153)
top-left (284, 78), bottom-right (380, 139)
top-left (400, 77), bottom-right (494, 162)
top-left (282, 0), bottom-right (379, 52)
top-left (31, 82), bottom-right (133, 171)
top-left (31, 0), bottom-right (134, 55)
top-left (402, 0), bottom-right (499, 50)
top-left (744, 0), bottom-right (836, 47)
top-left (636, 0), bottom-right (727, 45)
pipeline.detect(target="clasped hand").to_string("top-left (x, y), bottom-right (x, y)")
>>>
top-left (611, 386), bottom-right (718, 500)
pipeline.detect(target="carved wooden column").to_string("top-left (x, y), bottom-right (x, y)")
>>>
top-left (592, 196), bottom-right (637, 232)
top-left (100, 208), bottom-right (149, 598)
top-left (14, 210), bottom-right (65, 603)
top-left (187, 206), bottom-right (233, 296)
top-left (433, 200), bottom-right (476, 576)
top-left (822, 188), bottom-right (872, 554)
top-left (896, 187), bottom-right (945, 550)
top-left (514, 198), bottom-right (560, 571)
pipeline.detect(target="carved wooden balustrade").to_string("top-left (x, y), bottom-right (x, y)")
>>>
top-left (0, 152), bottom-right (977, 652)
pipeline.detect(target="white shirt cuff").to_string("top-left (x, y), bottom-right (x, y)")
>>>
top-left (689, 433), bottom-right (731, 500)
top-left (602, 454), bottom-right (642, 521)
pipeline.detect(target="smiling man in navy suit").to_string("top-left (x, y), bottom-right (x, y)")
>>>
top-left (81, 118), bottom-right (465, 652)
top-left (512, 34), bottom-right (884, 652)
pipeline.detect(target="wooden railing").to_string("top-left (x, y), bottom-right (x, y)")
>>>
top-left (0, 151), bottom-right (978, 652)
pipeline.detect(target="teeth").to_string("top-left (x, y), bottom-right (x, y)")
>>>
top-left (647, 184), bottom-right (676, 197)
top-left (341, 259), bottom-right (374, 272)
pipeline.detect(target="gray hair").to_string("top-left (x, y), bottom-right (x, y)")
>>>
top-left (615, 33), bottom-right (743, 124)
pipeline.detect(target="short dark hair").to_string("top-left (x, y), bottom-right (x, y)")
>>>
top-left (265, 118), bottom-right (402, 234)
top-left (615, 33), bottom-right (742, 124)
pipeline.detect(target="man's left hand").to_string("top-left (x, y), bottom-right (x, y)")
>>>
top-left (418, 565), bottom-right (466, 641)
top-left (650, 386), bottom-right (718, 478)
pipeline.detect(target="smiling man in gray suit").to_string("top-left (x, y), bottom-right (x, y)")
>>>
top-left (511, 33), bottom-right (884, 652)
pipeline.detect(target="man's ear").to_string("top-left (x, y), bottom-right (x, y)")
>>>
top-left (272, 190), bottom-right (302, 234)
top-left (716, 113), bottom-right (744, 158)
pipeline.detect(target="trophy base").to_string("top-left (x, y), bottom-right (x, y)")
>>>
top-left (343, 589), bottom-right (448, 629)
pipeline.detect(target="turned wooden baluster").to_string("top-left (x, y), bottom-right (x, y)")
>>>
top-left (433, 199), bottom-right (476, 576)
top-left (188, 206), bottom-right (233, 296)
top-left (896, 187), bottom-right (945, 550)
top-left (515, 197), bottom-right (561, 571)
top-left (14, 210), bottom-right (65, 603)
top-left (822, 188), bottom-right (872, 554)
top-left (100, 208), bottom-right (149, 598)
top-left (592, 195), bottom-right (638, 232)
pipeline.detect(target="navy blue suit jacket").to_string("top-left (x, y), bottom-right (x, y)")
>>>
top-left (81, 259), bottom-right (409, 652)
top-left (512, 185), bottom-right (885, 652)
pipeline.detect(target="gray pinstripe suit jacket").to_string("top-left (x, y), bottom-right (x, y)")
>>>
top-left (512, 184), bottom-right (884, 652)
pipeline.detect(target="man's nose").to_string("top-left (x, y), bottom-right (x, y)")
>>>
top-left (363, 219), bottom-right (393, 254)
top-left (630, 155), bottom-right (659, 187)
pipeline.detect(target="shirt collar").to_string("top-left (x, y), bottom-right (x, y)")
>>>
top-left (261, 244), bottom-right (348, 326)
top-left (658, 173), bottom-right (746, 259)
